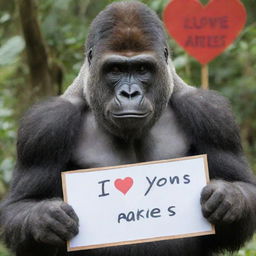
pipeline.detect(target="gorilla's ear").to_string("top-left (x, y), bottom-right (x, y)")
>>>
top-left (164, 47), bottom-right (169, 64)
top-left (61, 62), bottom-right (89, 107)
top-left (88, 48), bottom-right (93, 66)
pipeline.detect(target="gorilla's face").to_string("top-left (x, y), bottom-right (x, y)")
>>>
top-left (86, 50), bottom-right (172, 138)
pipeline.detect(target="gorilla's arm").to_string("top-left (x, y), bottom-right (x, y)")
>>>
top-left (200, 148), bottom-right (256, 252)
top-left (0, 97), bottom-right (82, 255)
top-left (171, 88), bottom-right (256, 252)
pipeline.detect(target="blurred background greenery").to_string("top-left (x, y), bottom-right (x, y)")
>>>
top-left (0, 0), bottom-right (255, 255)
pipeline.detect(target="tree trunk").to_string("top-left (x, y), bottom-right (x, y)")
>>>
top-left (17, 0), bottom-right (55, 100)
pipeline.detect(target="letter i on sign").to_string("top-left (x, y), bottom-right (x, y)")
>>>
top-left (163, 0), bottom-right (247, 89)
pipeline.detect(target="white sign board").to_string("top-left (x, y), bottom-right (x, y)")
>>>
top-left (62, 155), bottom-right (215, 252)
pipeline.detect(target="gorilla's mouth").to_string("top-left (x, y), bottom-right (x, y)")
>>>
top-left (112, 112), bottom-right (150, 118)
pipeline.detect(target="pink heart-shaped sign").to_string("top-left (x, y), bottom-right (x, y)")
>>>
top-left (114, 177), bottom-right (133, 195)
top-left (163, 0), bottom-right (246, 64)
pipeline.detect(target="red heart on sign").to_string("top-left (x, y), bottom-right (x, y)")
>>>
top-left (114, 177), bottom-right (133, 195)
top-left (163, 0), bottom-right (246, 64)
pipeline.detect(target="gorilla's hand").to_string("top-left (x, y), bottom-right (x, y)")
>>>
top-left (200, 180), bottom-right (246, 224)
top-left (28, 199), bottom-right (79, 246)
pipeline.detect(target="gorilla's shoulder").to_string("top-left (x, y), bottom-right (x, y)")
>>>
top-left (17, 97), bottom-right (83, 166)
top-left (19, 97), bottom-right (82, 134)
top-left (172, 87), bottom-right (232, 115)
top-left (170, 87), bottom-right (241, 151)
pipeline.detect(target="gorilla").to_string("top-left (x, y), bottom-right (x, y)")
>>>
top-left (1, 1), bottom-right (256, 256)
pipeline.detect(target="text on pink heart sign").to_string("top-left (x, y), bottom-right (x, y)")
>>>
top-left (163, 0), bottom-right (246, 64)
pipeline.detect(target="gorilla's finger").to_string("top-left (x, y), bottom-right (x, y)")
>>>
top-left (47, 218), bottom-right (78, 241)
top-left (200, 185), bottom-right (214, 204)
top-left (39, 230), bottom-right (65, 246)
top-left (207, 200), bottom-right (230, 223)
top-left (202, 190), bottom-right (225, 217)
top-left (222, 210), bottom-right (236, 223)
top-left (60, 203), bottom-right (79, 224)
top-left (222, 206), bottom-right (242, 224)
top-left (49, 207), bottom-right (79, 235)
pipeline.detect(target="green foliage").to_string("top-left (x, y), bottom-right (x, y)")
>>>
top-left (0, 0), bottom-right (255, 255)
top-left (222, 235), bottom-right (256, 256)
top-left (0, 36), bottom-right (25, 66)
top-left (0, 65), bottom-right (17, 199)
top-left (0, 243), bottom-right (12, 256)
top-left (0, 29), bottom-right (21, 194)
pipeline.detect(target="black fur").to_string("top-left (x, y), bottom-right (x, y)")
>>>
top-left (171, 88), bottom-right (256, 252)
top-left (86, 1), bottom-right (168, 53)
top-left (0, 97), bottom-right (83, 254)
top-left (1, 88), bottom-right (256, 256)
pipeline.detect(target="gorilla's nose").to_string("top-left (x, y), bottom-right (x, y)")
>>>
top-left (119, 89), bottom-right (141, 99)
top-left (117, 84), bottom-right (142, 101)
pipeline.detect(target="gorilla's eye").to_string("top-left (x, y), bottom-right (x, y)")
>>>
top-left (137, 65), bottom-right (147, 74)
top-left (110, 66), bottom-right (121, 74)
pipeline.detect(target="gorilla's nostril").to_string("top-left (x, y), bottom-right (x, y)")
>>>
top-left (120, 90), bottom-right (141, 99)
top-left (120, 90), bottom-right (130, 98)
top-left (131, 91), bottom-right (141, 98)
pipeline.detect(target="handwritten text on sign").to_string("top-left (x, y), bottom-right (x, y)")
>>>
top-left (163, 0), bottom-right (246, 64)
top-left (62, 155), bottom-right (215, 251)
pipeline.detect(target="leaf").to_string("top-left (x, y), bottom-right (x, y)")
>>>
top-left (0, 13), bottom-right (11, 24)
top-left (0, 158), bottom-right (14, 183)
top-left (173, 55), bottom-right (188, 69)
top-left (0, 36), bottom-right (25, 66)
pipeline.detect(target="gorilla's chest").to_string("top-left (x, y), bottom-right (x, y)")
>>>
top-left (71, 108), bottom-right (190, 169)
